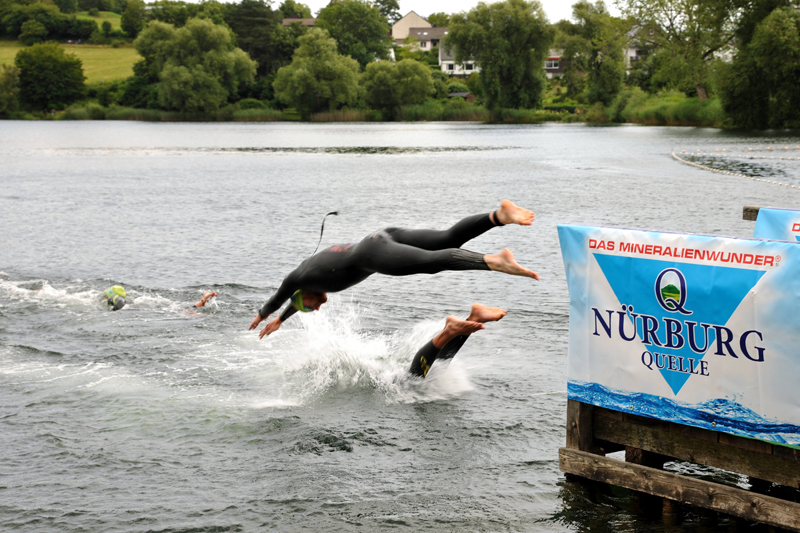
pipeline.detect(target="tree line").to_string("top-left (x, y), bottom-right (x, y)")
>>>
top-left (1, 0), bottom-right (799, 128)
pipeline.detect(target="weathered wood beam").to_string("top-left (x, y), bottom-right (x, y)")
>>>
top-left (743, 206), bottom-right (761, 221)
top-left (559, 448), bottom-right (800, 532)
top-left (566, 399), bottom-right (594, 452)
top-left (593, 410), bottom-right (800, 488)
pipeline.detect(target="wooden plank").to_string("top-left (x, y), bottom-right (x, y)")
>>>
top-left (774, 446), bottom-right (800, 462)
top-left (743, 206), bottom-right (761, 221)
top-left (560, 448), bottom-right (800, 532)
top-left (670, 420), bottom-right (720, 444)
top-left (566, 399), bottom-right (594, 452)
top-left (593, 415), bottom-right (800, 488)
top-left (719, 432), bottom-right (773, 455)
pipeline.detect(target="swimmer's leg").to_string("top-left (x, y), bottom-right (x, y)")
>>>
top-left (409, 304), bottom-right (507, 377)
top-left (386, 201), bottom-right (535, 251)
top-left (409, 316), bottom-right (483, 377)
top-left (438, 304), bottom-right (507, 361)
top-left (364, 239), bottom-right (539, 280)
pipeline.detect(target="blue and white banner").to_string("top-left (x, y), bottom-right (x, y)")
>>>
top-left (558, 225), bottom-right (800, 446)
top-left (753, 207), bottom-right (800, 242)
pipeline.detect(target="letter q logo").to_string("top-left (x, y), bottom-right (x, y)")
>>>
top-left (655, 268), bottom-right (693, 315)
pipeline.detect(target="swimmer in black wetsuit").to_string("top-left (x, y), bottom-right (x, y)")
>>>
top-left (409, 303), bottom-right (507, 377)
top-left (249, 200), bottom-right (537, 339)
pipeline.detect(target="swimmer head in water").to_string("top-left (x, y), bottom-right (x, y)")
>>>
top-left (104, 285), bottom-right (127, 311)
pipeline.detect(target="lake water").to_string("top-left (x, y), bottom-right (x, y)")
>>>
top-left (1, 121), bottom-right (799, 532)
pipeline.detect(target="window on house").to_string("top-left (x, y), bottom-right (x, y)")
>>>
top-left (420, 41), bottom-right (426, 48)
top-left (465, 63), bottom-right (474, 71)
top-left (447, 64), bottom-right (454, 71)
top-left (545, 59), bottom-right (560, 69)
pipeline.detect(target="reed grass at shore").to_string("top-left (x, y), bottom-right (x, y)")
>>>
top-left (20, 90), bottom-right (728, 128)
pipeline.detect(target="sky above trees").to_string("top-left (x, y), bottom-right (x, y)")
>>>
top-left (297, 0), bottom-right (620, 24)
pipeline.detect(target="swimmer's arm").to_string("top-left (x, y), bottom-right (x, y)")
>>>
top-left (249, 277), bottom-right (296, 330)
top-left (279, 305), bottom-right (298, 322)
top-left (257, 306), bottom-right (296, 339)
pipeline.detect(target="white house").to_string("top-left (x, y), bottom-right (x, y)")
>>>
top-left (438, 45), bottom-right (479, 76)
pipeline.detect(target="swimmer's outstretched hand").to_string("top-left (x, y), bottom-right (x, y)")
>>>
top-left (259, 318), bottom-right (282, 339)
top-left (249, 313), bottom-right (266, 330)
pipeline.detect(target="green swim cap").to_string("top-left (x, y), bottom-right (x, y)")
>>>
top-left (104, 285), bottom-right (127, 299)
top-left (291, 290), bottom-right (314, 312)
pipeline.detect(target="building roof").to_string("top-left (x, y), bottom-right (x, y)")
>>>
top-left (448, 92), bottom-right (473, 98)
top-left (282, 18), bottom-right (315, 27)
top-left (408, 27), bottom-right (448, 40)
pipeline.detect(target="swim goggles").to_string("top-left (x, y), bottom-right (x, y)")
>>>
top-left (291, 290), bottom-right (314, 312)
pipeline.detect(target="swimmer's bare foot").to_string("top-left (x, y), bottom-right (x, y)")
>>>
top-left (433, 315), bottom-right (484, 348)
top-left (495, 200), bottom-right (534, 226)
top-left (467, 303), bottom-right (507, 323)
top-left (484, 249), bottom-right (540, 280)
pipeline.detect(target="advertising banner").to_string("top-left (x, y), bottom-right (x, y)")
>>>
top-left (753, 207), bottom-right (800, 241)
top-left (558, 225), bottom-right (800, 446)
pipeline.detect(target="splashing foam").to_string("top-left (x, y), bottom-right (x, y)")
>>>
top-left (256, 302), bottom-right (475, 407)
top-left (0, 277), bottom-right (192, 312)
top-left (0, 278), bottom-right (100, 308)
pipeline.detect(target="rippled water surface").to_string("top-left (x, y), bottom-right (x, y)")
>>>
top-left (1, 121), bottom-right (799, 532)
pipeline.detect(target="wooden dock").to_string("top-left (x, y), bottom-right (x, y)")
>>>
top-left (560, 400), bottom-right (800, 530)
top-left (559, 205), bottom-right (800, 529)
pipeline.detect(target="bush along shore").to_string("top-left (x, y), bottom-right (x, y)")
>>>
top-left (5, 101), bottom-right (587, 124)
top-left (22, 92), bottom-right (721, 126)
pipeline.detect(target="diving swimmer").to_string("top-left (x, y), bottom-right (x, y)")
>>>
top-left (410, 303), bottom-right (507, 377)
top-left (250, 200), bottom-right (537, 339)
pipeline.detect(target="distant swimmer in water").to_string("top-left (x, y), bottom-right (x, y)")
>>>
top-left (183, 291), bottom-right (218, 315)
top-left (250, 200), bottom-right (537, 339)
top-left (410, 303), bottom-right (506, 377)
top-left (104, 285), bottom-right (127, 311)
top-left (194, 291), bottom-right (217, 308)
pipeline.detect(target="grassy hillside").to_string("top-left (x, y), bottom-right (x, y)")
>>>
top-left (75, 10), bottom-right (122, 31)
top-left (0, 41), bottom-right (138, 83)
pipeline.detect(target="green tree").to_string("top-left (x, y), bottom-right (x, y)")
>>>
top-left (269, 18), bottom-right (308, 70)
top-left (223, 0), bottom-right (282, 75)
top-left (53, 0), bottom-right (79, 14)
top-left (101, 19), bottom-right (111, 36)
top-left (427, 11), bottom-right (450, 27)
top-left (373, 0), bottom-right (400, 24)
top-left (15, 42), bottom-right (85, 110)
top-left (361, 58), bottom-right (433, 116)
top-left (273, 27), bottom-right (361, 117)
top-left (430, 69), bottom-right (450, 98)
top-left (553, 2), bottom-right (628, 104)
top-left (134, 18), bottom-right (256, 112)
top-left (0, 64), bottom-right (19, 116)
top-left (19, 19), bottom-right (47, 44)
top-left (147, 0), bottom-right (197, 27)
top-left (3, 3), bottom-right (64, 37)
top-left (578, 2), bottom-right (627, 105)
top-left (316, 0), bottom-right (391, 68)
top-left (121, 0), bottom-right (146, 37)
top-left (195, 0), bottom-right (228, 26)
top-left (721, 6), bottom-right (800, 128)
top-left (619, 0), bottom-right (737, 99)
top-left (278, 0), bottom-right (311, 18)
top-left (447, 0), bottom-right (553, 109)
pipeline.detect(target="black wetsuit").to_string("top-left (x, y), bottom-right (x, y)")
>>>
top-left (260, 213), bottom-right (502, 322)
top-left (409, 335), bottom-right (469, 377)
